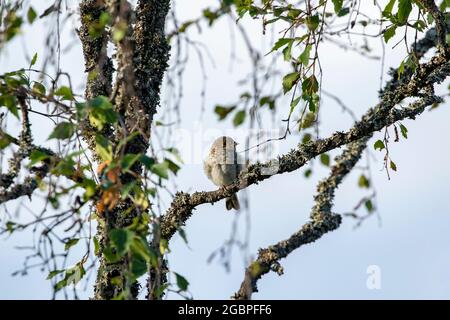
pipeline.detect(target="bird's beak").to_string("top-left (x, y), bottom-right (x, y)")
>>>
top-left (235, 142), bottom-right (239, 145)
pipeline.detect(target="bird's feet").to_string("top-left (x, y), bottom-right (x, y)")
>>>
top-left (220, 184), bottom-right (233, 194)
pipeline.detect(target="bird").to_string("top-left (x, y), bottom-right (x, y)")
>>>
top-left (204, 136), bottom-right (244, 210)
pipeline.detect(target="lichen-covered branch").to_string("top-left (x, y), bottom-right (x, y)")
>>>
top-left (416, 0), bottom-right (448, 52)
top-left (0, 174), bottom-right (45, 204)
top-left (232, 91), bottom-right (442, 299)
top-left (83, 0), bottom-right (172, 300)
top-left (381, 20), bottom-right (450, 96)
top-left (160, 49), bottom-right (449, 242)
top-left (79, 0), bottom-right (113, 100)
top-left (78, 0), bottom-right (114, 152)
top-left (0, 90), bottom-right (32, 189)
top-left (0, 127), bottom-right (85, 205)
top-left (233, 137), bottom-right (369, 299)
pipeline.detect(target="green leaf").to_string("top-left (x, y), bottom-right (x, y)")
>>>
top-left (306, 15), bottom-right (320, 32)
top-left (165, 147), bottom-right (183, 164)
top-left (0, 95), bottom-right (19, 118)
top-left (99, 12), bottom-right (112, 26)
top-left (5, 221), bottom-right (17, 233)
top-left (299, 45), bottom-right (312, 66)
top-left (66, 264), bottom-right (86, 286)
top-left (305, 93), bottom-right (319, 113)
top-left (320, 153), bottom-right (330, 167)
top-left (365, 199), bottom-right (374, 212)
top-left (139, 155), bottom-right (155, 169)
top-left (89, 12), bottom-right (111, 38)
top-left (270, 38), bottom-right (294, 53)
top-left (259, 96), bottom-right (275, 110)
top-left (332, 0), bottom-right (344, 13)
top-left (120, 182), bottom-right (136, 199)
top-left (130, 237), bottom-right (155, 263)
top-left (304, 168), bottom-right (313, 178)
top-left (95, 134), bottom-right (113, 162)
top-left (214, 105), bottom-right (236, 120)
top-left (112, 22), bottom-right (127, 42)
top-left (441, 0), bottom-right (450, 10)
top-left (48, 122), bottom-right (75, 140)
top-left (289, 97), bottom-right (301, 116)
top-left (121, 154), bottom-right (140, 171)
top-left (54, 279), bottom-right (67, 291)
top-left (178, 228), bottom-right (189, 245)
top-left (153, 283), bottom-right (169, 299)
top-left (88, 96), bottom-right (117, 130)
top-left (398, 60), bottom-right (405, 77)
top-left (54, 86), bottom-right (74, 100)
top-left (383, 0), bottom-right (397, 17)
top-left (0, 132), bottom-right (14, 149)
top-left (282, 41), bottom-right (293, 61)
top-left (30, 52), bottom-right (37, 67)
top-left (54, 263), bottom-right (86, 291)
top-left (358, 175), bottom-right (370, 188)
top-left (337, 7), bottom-right (350, 17)
top-left (383, 25), bottom-right (397, 43)
top-left (301, 112), bottom-right (316, 129)
top-left (165, 158), bottom-right (181, 175)
top-left (131, 256), bottom-right (147, 279)
top-left (64, 238), bottom-right (80, 251)
top-left (233, 110), bottom-right (246, 127)
top-left (103, 246), bottom-right (121, 263)
top-left (302, 133), bottom-right (312, 144)
top-left (413, 20), bottom-right (426, 32)
top-left (27, 7), bottom-right (37, 24)
top-left (32, 82), bottom-right (46, 95)
top-left (400, 124), bottom-right (408, 139)
top-left (152, 161), bottom-right (169, 179)
top-left (397, 0), bottom-right (412, 24)
top-left (82, 178), bottom-right (97, 200)
top-left (282, 72), bottom-right (300, 94)
top-left (302, 75), bottom-right (319, 96)
top-left (373, 140), bottom-right (385, 151)
top-left (109, 229), bottom-right (134, 256)
top-left (159, 238), bottom-right (170, 255)
top-left (146, 187), bottom-right (157, 198)
top-left (29, 150), bottom-right (50, 166)
top-left (93, 236), bottom-right (100, 256)
top-left (46, 269), bottom-right (65, 280)
top-left (390, 160), bottom-right (397, 171)
top-left (174, 272), bottom-right (189, 291)
top-left (49, 197), bottom-right (59, 209)
top-left (287, 9), bottom-right (301, 19)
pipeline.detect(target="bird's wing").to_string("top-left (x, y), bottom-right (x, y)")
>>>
top-left (219, 148), bottom-right (235, 174)
top-left (203, 158), bottom-right (213, 181)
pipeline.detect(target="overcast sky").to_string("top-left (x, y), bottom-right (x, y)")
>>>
top-left (0, 0), bottom-right (449, 299)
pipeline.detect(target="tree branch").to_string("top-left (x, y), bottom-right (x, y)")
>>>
top-left (416, 0), bottom-right (448, 53)
top-left (89, 0), bottom-right (172, 300)
top-left (0, 133), bottom-right (85, 205)
top-left (232, 91), bottom-right (442, 299)
top-left (78, 0), bottom-right (114, 154)
top-left (0, 173), bottom-right (46, 204)
top-left (233, 136), bottom-right (369, 299)
top-left (160, 49), bottom-right (449, 241)
top-left (230, 13), bottom-right (450, 295)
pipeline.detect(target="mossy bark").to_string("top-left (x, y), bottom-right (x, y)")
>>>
top-left (78, 0), bottom-right (171, 300)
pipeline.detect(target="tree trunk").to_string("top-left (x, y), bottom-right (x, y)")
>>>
top-left (78, 0), bottom-right (171, 300)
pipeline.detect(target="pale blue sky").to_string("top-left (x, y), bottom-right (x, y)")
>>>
top-left (0, 1), bottom-right (449, 299)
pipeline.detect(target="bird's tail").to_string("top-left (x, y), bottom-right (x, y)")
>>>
top-left (226, 193), bottom-right (240, 211)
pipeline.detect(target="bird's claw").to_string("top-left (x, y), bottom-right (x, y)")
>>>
top-left (220, 184), bottom-right (232, 194)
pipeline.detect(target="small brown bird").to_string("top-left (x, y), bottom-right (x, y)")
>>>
top-left (204, 136), bottom-right (244, 210)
